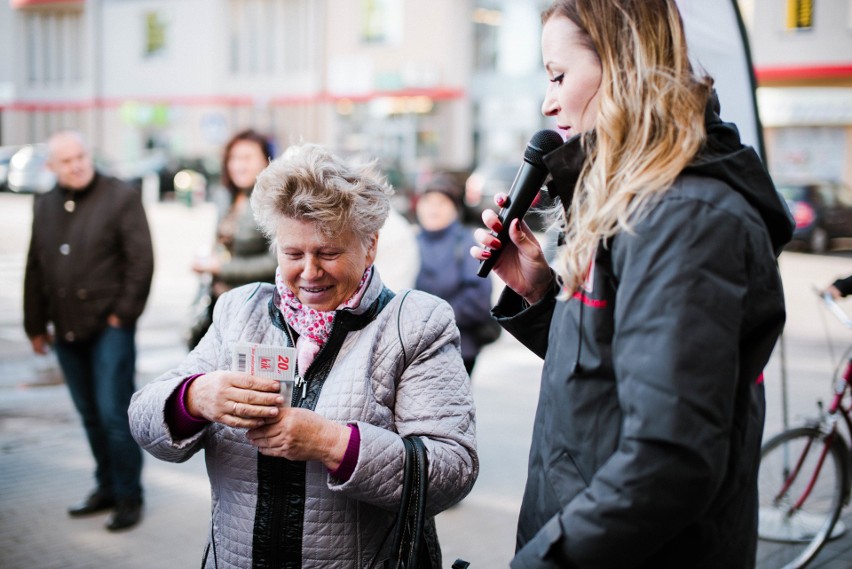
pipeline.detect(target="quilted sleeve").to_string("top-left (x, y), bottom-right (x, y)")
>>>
top-left (128, 287), bottom-right (247, 461)
top-left (128, 374), bottom-right (207, 462)
top-left (330, 293), bottom-right (479, 516)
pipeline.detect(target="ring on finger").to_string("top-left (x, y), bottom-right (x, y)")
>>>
top-left (232, 401), bottom-right (238, 416)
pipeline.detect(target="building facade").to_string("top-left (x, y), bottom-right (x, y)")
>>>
top-left (0, 0), bottom-right (477, 188)
top-left (3, 0), bottom-right (849, 195)
top-left (747, 0), bottom-right (852, 186)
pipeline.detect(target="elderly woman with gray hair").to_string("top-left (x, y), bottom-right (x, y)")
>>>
top-left (129, 143), bottom-right (478, 568)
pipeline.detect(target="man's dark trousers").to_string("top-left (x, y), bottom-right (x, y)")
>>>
top-left (54, 324), bottom-right (143, 501)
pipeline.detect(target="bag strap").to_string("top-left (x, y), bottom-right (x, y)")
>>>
top-left (388, 436), bottom-right (428, 569)
top-left (365, 294), bottom-right (463, 569)
top-left (366, 294), bottom-right (428, 569)
top-left (395, 289), bottom-right (414, 368)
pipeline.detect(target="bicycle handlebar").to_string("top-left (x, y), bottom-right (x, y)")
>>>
top-left (816, 287), bottom-right (852, 328)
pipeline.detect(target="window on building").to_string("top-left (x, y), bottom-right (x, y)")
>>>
top-left (473, 6), bottom-right (501, 72)
top-left (786, 0), bottom-right (814, 30)
top-left (284, 0), bottom-right (312, 74)
top-left (228, 0), bottom-right (314, 76)
top-left (144, 11), bottom-right (168, 58)
top-left (23, 8), bottom-right (84, 87)
top-left (360, 0), bottom-right (403, 45)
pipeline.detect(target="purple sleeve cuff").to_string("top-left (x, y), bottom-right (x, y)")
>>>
top-left (328, 423), bottom-right (360, 482)
top-left (165, 374), bottom-right (210, 439)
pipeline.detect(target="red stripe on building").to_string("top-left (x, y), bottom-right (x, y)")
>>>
top-left (0, 88), bottom-right (466, 112)
top-left (11, 0), bottom-right (83, 7)
top-left (326, 87), bottom-right (465, 103)
top-left (755, 64), bottom-right (852, 82)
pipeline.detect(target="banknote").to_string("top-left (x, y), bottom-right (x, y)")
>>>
top-left (231, 341), bottom-right (297, 405)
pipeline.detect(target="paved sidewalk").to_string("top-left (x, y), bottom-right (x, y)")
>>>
top-left (5, 344), bottom-right (851, 568)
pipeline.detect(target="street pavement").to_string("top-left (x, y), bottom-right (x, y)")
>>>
top-left (1, 191), bottom-right (852, 568)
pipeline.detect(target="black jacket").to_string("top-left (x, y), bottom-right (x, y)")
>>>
top-left (499, 101), bottom-right (793, 568)
top-left (24, 173), bottom-right (154, 342)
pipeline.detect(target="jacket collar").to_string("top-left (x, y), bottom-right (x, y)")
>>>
top-left (542, 134), bottom-right (585, 213)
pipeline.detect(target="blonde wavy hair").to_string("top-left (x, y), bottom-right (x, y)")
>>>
top-left (251, 143), bottom-right (393, 248)
top-left (543, 0), bottom-right (713, 293)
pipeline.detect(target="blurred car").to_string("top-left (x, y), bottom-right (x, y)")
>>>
top-left (464, 163), bottom-right (556, 232)
top-left (7, 144), bottom-right (55, 194)
top-left (0, 145), bottom-right (24, 191)
top-left (108, 150), bottom-right (216, 203)
top-left (778, 179), bottom-right (852, 253)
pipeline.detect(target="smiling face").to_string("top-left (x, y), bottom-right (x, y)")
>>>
top-left (276, 217), bottom-right (377, 311)
top-left (227, 140), bottom-right (269, 192)
top-left (540, 14), bottom-right (603, 139)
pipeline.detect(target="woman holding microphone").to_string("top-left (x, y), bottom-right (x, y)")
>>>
top-left (473, 1), bottom-right (793, 567)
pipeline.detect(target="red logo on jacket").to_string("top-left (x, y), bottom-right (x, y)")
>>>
top-left (571, 256), bottom-right (608, 308)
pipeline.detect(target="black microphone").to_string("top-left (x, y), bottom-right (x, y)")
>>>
top-left (477, 129), bottom-right (565, 278)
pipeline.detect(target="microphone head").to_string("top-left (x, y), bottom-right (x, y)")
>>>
top-left (524, 129), bottom-right (565, 167)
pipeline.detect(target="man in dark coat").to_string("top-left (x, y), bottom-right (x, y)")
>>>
top-left (24, 130), bottom-right (154, 531)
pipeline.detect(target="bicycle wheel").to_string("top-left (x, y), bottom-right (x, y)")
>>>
top-left (756, 426), bottom-right (848, 569)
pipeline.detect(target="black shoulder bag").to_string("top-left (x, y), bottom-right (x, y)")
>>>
top-left (381, 435), bottom-right (469, 569)
top-left (387, 435), bottom-right (430, 569)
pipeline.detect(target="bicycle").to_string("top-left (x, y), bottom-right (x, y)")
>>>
top-left (757, 291), bottom-right (852, 569)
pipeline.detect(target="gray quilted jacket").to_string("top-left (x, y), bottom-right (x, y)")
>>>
top-left (129, 274), bottom-right (478, 568)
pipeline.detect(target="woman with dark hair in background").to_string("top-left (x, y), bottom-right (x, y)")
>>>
top-left (188, 129), bottom-right (278, 348)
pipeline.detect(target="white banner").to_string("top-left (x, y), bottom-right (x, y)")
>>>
top-left (677, 0), bottom-right (763, 159)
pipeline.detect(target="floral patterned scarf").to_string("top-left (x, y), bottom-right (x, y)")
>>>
top-left (275, 265), bottom-right (374, 373)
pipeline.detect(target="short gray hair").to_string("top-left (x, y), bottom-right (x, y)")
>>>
top-left (251, 143), bottom-right (393, 247)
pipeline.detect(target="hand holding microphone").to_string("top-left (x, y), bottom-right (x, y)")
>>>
top-left (476, 129), bottom-right (564, 279)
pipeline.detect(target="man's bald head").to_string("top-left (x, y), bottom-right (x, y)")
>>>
top-left (46, 130), bottom-right (95, 190)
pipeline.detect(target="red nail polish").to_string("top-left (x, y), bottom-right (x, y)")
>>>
top-left (482, 251), bottom-right (491, 259)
